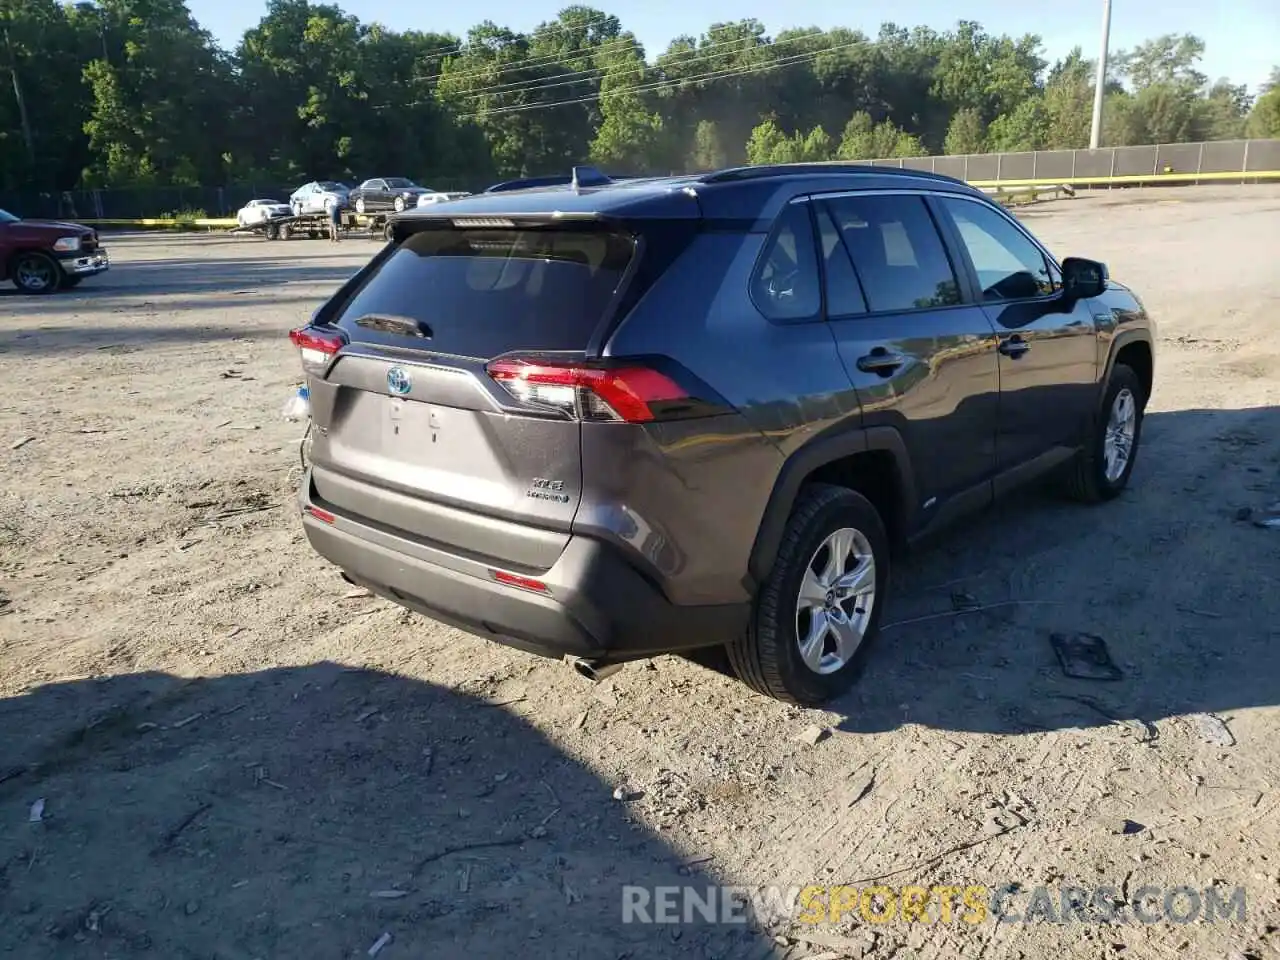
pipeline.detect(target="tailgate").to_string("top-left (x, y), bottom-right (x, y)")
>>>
top-left (304, 221), bottom-right (638, 571)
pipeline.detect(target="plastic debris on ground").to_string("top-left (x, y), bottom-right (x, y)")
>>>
top-left (1049, 631), bottom-right (1123, 681)
top-left (282, 385), bottom-right (310, 422)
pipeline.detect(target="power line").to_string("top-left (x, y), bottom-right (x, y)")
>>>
top-left (413, 18), bottom-right (769, 89)
top-left (413, 12), bottom-right (623, 64)
top-left (446, 27), bottom-right (833, 101)
top-left (453, 35), bottom-right (872, 120)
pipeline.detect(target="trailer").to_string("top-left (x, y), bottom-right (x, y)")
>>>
top-left (229, 210), bottom-right (362, 241)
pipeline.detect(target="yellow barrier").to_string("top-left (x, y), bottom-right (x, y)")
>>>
top-left (70, 217), bottom-right (238, 227)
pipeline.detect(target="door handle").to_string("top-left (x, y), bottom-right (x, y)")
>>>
top-left (856, 348), bottom-right (905, 375)
top-left (998, 336), bottom-right (1030, 358)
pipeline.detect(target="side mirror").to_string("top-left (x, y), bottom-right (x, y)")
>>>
top-left (1061, 257), bottom-right (1109, 300)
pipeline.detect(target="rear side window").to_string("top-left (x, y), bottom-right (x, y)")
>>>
top-left (334, 226), bottom-right (635, 358)
top-left (751, 202), bottom-right (820, 322)
top-left (818, 195), bottom-right (961, 313)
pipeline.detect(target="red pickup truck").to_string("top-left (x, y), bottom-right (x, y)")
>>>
top-left (0, 208), bottom-right (110, 293)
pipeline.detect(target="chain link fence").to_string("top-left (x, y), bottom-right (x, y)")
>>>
top-left (846, 138), bottom-right (1280, 183)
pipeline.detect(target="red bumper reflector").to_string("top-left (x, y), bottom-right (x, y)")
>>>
top-left (304, 505), bottom-right (336, 524)
top-left (492, 570), bottom-right (549, 593)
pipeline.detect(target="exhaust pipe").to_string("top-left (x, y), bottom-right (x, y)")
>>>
top-left (566, 656), bottom-right (624, 683)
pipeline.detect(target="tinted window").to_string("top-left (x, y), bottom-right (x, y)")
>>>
top-left (815, 205), bottom-right (867, 317)
top-left (819, 195), bottom-right (960, 312)
top-left (386, 178), bottom-right (415, 188)
top-left (335, 226), bottom-right (635, 358)
top-left (751, 202), bottom-right (820, 321)
top-left (940, 196), bottom-right (1056, 301)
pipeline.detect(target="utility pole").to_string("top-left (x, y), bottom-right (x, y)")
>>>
top-left (1088, 0), bottom-right (1112, 149)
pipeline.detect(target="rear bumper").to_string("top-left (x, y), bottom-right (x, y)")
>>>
top-left (58, 248), bottom-right (109, 276)
top-left (298, 471), bottom-right (748, 663)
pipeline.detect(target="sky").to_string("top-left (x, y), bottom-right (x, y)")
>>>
top-left (188, 0), bottom-right (1279, 95)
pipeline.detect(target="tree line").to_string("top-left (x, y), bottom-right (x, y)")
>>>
top-left (2, 0), bottom-right (1279, 194)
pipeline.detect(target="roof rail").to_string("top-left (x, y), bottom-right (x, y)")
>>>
top-left (699, 163), bottom-right (967, 186)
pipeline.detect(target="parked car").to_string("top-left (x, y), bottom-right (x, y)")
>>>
top-left (348, 177), bottom-right (435, 214)
top-left (236, 199), bottom-right (292, 227)
top-left (289, 181), bottom-right (350, 216)
top-left (288, 163), bottom-right (1155, 705)
top-left (415, 190), bottom-right (471, 208)
top-left (0, 208), bottom-right (109, 294)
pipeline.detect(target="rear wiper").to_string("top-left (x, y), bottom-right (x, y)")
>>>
top-left (352, 313), bottom-right (433, 338)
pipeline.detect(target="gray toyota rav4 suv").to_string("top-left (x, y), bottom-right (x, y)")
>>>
top-left (291, 163), bottom-right (1155, 705)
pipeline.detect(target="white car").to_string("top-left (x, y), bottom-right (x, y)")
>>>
top-left (289, 181), bottom-right (350, 216)
top-left (236, 199), bottom-right (291, 227)
top-left (415, 191), bottom-right (472, 208)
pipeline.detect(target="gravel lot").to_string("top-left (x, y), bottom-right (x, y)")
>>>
top-left (2, 187), bottom-right (1279, 960)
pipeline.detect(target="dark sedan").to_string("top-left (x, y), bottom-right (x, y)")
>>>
top-left (348, 178), bottom-right (431, 214)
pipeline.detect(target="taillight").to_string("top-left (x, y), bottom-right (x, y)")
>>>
top-left (289, 325), bottom-right (345, 375)
top-left (485, 357), bottom-right (690, 423)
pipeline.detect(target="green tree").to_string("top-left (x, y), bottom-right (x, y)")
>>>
top-left (81, 0), bottom-right (236, 186)
top-left (943, 107), bottom-right (985, 154)
top-left (986, 97), bottom-right (1048, 151)
top-left (688, 119), bottom-right (726, 170)
top-left (746, 116), bottom-right (787, 165)
top-left (835, 110), bottom-right (925, 160)
top-left (1246, 87), bottom-right (1280, 138)
top-left (1115, 34), bottom-right (1207, 92)
top-left (1196, 79), bottom-right (1252, 140)
top-left (589, 34), bottom-right (662, 170)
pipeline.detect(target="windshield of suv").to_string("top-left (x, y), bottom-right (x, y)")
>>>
top-left (385, 178), bottom-right (416, 189)
top-left (0, 209), bottom-right (18, 223)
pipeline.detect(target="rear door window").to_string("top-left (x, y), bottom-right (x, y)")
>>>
top-left (334, 225), bottom-right (636, 358)
top-left (817, 195), bottom-right (961, 313)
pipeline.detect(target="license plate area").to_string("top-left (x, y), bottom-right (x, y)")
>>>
top-left (380, 396), bottom-right (442, 464)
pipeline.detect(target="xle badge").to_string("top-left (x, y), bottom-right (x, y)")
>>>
top-left (527, 478), bottom-right (571, 504)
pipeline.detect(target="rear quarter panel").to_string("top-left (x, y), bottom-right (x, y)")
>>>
top-left (591, 230), bottom-right (860, 606)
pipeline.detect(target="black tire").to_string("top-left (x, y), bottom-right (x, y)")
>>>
top-left (265, 222), bottom-right (280, 241)
top-left (383, 221), bottom-right (395, 242)
top-left (11, 251), bottom-right (63, 294)
top-left (393, 196), bottom-right (406, 212)
top-left (355, 197), bottom-right (365, 214)
top-left (1061, 362), bottom-right (1145, 503)
top-left (278, 223), bottom-right (291, 241)
top-left (727, 483), bottom-right (890, 706)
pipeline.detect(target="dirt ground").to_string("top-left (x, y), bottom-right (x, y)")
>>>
top-left (2, 186), bottom-right (1279, 960)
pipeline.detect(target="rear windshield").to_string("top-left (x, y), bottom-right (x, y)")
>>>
top-left (334, 226), bottom-right (636, 358)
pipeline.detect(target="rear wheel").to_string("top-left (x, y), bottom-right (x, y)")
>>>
top-left (727, 484), bottom-right (889, 706)
top-left (393, 196), bottom-right (406, 212)
top-left (383, 221), bottom-right (395, 242)
top-left (355, 197), bottom-right (366, 214)
top-left (12, 251), bottom-right (62, 294)
top-left (279, 223), bottom-right (292, 241)
top-left (1061, 362), bottom-right (1145, 503)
